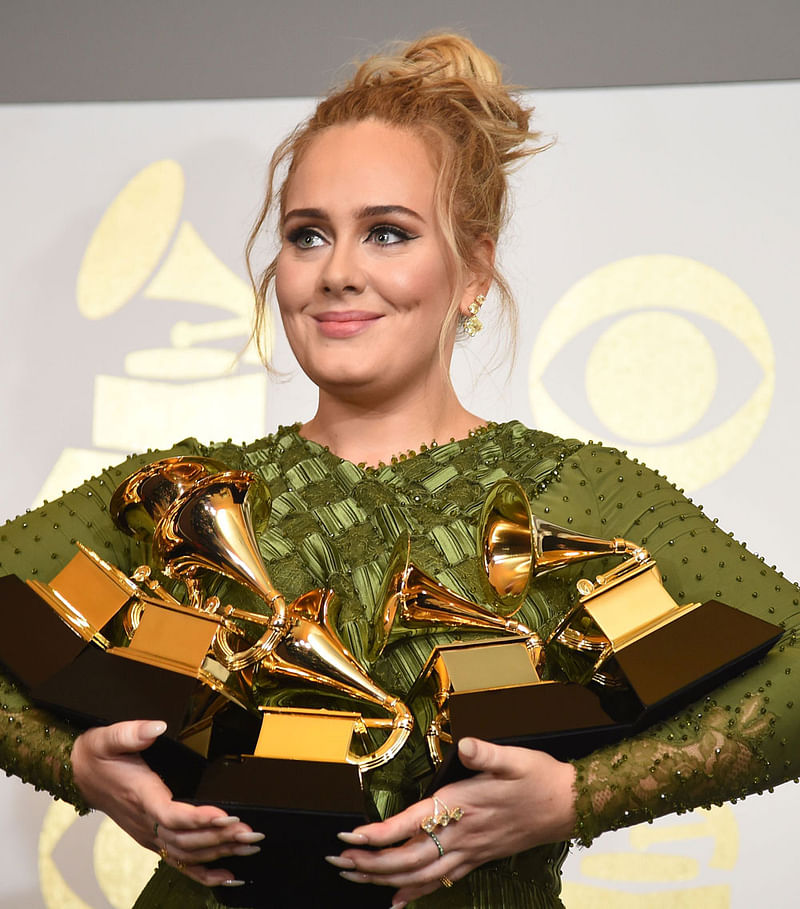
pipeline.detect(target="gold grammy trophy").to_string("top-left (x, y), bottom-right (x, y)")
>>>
top-left (413, 477), bottom-right (781, 776)
top-left (373, 527), bottom-right (621, 768)
top-left (484, 478), bottom-right (782, 708)
top-left (0, 457), bottom-right (254, 766)
top-left (143, 466), bottom-right (414, 774)
top-left (384, 477), bottom-right (783, 775)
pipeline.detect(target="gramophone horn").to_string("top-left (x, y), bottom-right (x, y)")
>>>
top-left (368, 531), bottom-right (541, 662)
top-left (153, 471), bottom-right (284, 627)
top-left (110, 456), bottom-right (229, 539)
top-left (479, 478), bottom-right (636, 614)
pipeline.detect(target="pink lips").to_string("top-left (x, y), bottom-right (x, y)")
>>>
top-left (313, 310), bottom-right (382, 339)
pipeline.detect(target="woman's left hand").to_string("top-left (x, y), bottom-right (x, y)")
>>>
top-left (331, 737), bottom-right (577, 907)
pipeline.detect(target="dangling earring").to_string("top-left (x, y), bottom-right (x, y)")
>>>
top-left (463, 294), bottom-right (485, 337)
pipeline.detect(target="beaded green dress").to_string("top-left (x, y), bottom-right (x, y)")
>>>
top-left (1, 421), bottom-right (798, 909)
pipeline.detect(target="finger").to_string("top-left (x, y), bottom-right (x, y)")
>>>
top-left (170, 825), bottom-right (264, 853)
top-left (340, 851), bottom-right (463, 890)
top-left (340, 797), bottom-right (438, 848)
top-left (155, 801), bottom-right (244, 833)
top-left (94, 720), bottom-right (168, 757)
top-left (392, 860), bottom-right (472, 904)
top-left (171, 861), bottom-right (244, 889)
top-left (457, 736), bottom-right (521, 777)
top-left (335, 832), bottom-right (443, 875)
top-left (163, 837), bottom-right (263, 866)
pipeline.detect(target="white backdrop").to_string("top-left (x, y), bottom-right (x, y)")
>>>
top-left (1, 80), bottom-right (798, 907)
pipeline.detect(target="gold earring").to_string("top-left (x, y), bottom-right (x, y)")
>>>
top-left (463, 294), bottom-right (485, 337)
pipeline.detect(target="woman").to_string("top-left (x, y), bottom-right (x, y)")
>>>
top-left (1, 33), bottom-right (798, 909)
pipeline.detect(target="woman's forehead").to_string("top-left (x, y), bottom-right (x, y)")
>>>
top-left (283, 121), bottom-right (438, 214)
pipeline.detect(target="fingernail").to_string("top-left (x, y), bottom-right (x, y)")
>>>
top-left (340, 871), bottom-right (369, 883)
top-left (235, 831), bottom-right (265, 844)
top-left (212, 816), bottom-right (241, 827)
top-left (458, 737), bottom-right (477, 759)
top-left (233, 845), bottom-right (261, 857)
top-left (143, 721), bottom-right (167, 738)
top-left (221, 879), bottom-right (246, 887)
top-left (325, 855), bottom-right (355, 869)
top-left (337, 831), bottom-right (368, 845)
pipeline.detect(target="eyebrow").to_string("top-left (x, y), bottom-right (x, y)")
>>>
top-left (283, 204), bottom-right (425, 223)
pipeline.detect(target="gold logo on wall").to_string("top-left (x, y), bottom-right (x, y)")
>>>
top-left (562, 805), bottom-right (738, 907)
top-left (34, 159), bottom-right (272, 507)
top-left (529, 255), bottom-right (774, 492)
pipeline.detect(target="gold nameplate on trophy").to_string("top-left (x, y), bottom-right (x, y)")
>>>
top-left (252, 706), bottom-right (363, 763)
top-left (25, 543), bottom-right (140, 648)
top-left (411, 637), bottom-right (619, 766)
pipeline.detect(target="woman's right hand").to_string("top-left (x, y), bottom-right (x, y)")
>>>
top-left (71, 720), bottom-right (263, 889)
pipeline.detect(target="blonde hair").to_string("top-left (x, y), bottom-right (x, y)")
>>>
top-left (246, 32), bottom-right (547, 366)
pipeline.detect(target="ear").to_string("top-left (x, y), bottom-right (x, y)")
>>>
top-left (459, 234), bottom-right (496, 316)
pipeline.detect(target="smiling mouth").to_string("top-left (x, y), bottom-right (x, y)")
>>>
top-left (313, 311), bottom-right (383, 338)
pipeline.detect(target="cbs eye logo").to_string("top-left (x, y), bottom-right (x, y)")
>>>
top-left (529, 255), bottom-right (774, 491)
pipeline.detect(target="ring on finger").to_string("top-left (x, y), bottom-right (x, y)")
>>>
top-left (421, 797), bottom-right (463, 833)
top-left (176, 860), bottom-right (186, 872)
top-left (424, 829), bottom-right (445, 858)
top-left (441, 876), bottom-right (454, 888)
top-left (158, 846), bottom-right (169, 862)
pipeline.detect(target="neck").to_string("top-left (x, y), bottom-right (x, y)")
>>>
top-left (300, 382), bottom-right (486, 467)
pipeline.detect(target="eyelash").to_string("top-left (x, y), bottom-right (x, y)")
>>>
top-left (285, 224), bottom-right (417, 249)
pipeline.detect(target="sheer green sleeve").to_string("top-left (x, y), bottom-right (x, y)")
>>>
top-left (565, 445), bottom-right (800, 844)
top-left (0, 439), bottom-right (206, 811)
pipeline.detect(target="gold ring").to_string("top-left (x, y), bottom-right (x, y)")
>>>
top-left (176, 860), bottom-right (186, 872)
top-left (441, 876), bottom-right (454, 888)
top-left (421, 797), bottom-right (464, 833)
top-left (158, 846), bottom-right (168, 862)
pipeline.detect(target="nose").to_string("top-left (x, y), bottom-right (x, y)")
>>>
top-left (319, 238), bottom-right (365, 297)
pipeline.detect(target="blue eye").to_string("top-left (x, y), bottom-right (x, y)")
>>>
top-left (368, 225), bottom-right (414, 245)
top-left (288, 228), bottom-right (325, 249)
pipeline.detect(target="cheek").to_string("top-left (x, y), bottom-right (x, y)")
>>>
top-left (275, 255), bottom-right (306, 316)
top-left (373, 254), bottom-right (452, 309)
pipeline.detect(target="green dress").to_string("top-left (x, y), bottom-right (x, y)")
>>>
top-left (1, 421), bottom-right (798, 908)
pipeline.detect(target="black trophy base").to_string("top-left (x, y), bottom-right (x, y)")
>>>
top-left (190, 756), bottom-right (385, 908)
top-left (428, 680), bottom-right (632, 787)
top-left (429, 601), bottom-right (782, 789)
top-left (0, 574), bottom-right (92, 687)
top-left (614, 599), bottom-right (782, 710)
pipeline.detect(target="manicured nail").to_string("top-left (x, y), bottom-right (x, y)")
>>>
top-left (458, 737), bottom-right (477, 759)
top-left (233, 845), bottom-right (261, 857)
top-left (325, 855), bottom-right (355, 869)
top-left (143, 721), bottom-right (167, 738)
top-left (212, 816), bottom-right (241, 827)
top-left (221, 879), bottom-right (246, 887)
top-left (337, 831), bottom-right (368, 845)
top-left (235, 831), bottom-right (265, 844)
top-left (340, 870), bottom-right (369, 883)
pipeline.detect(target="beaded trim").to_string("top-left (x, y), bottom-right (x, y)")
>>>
top-left (357, 421), bottom-right (499, 473)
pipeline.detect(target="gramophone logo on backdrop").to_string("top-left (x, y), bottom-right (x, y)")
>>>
top-left (35, 159), bottom-right (271, 504)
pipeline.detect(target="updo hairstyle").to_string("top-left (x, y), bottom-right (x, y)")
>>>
top-left (247, 32), bottom-right (546, 364)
